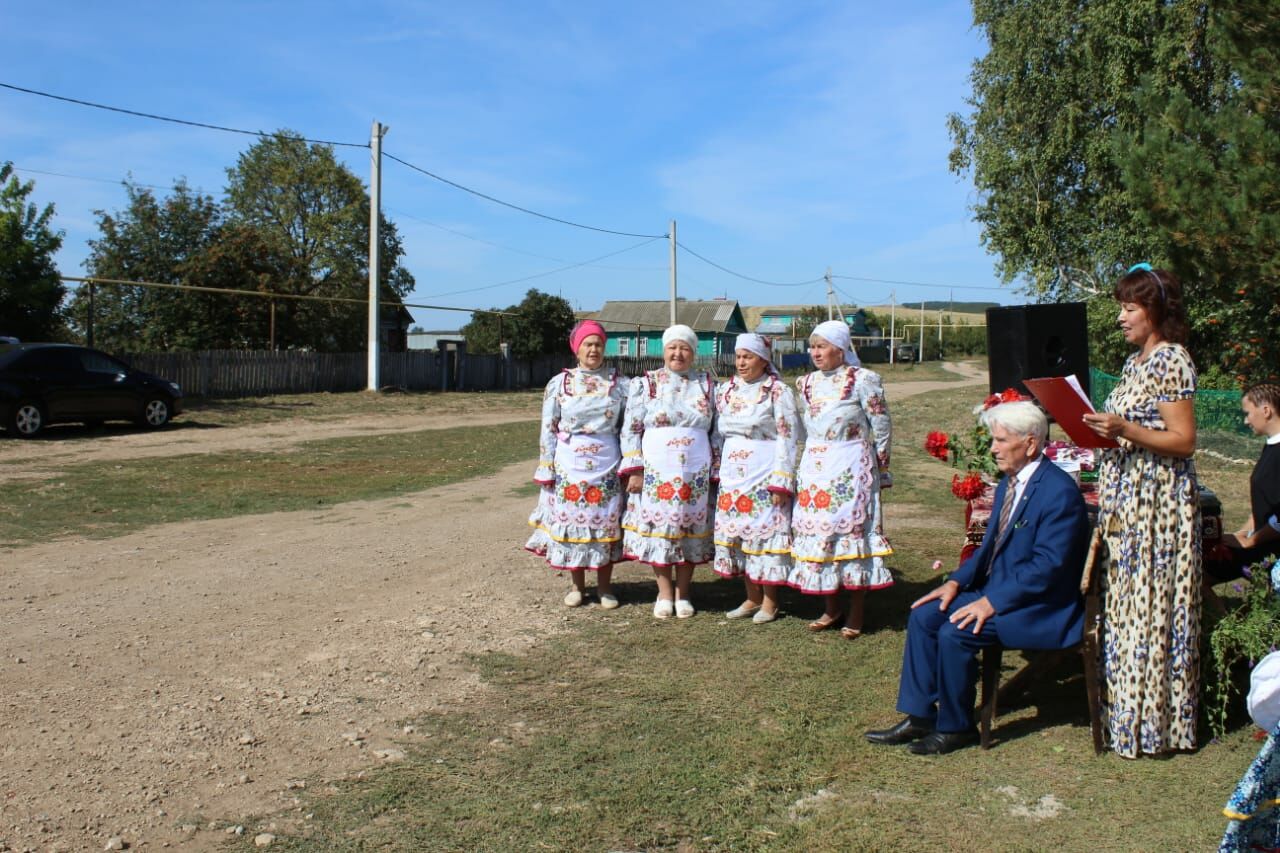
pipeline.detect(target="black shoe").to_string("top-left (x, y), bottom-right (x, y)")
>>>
top-left (908, 729), bottom-right (979, 755)
top-left (864, 716), bottom-right (934, 746)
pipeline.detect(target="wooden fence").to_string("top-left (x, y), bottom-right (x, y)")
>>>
top-left (123, 350), bottom-right (740, 399)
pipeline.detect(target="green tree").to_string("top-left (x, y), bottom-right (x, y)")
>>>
top-left (462, 289), bottom-right (575, 359)
top-left (1118, 0), bottom-right (1280, 384)
top-left (224, 131), bottom-right (414, 351)
top-left (948, 0), bottom-right (1222, 298)
top-left (0, 162), bottom-right (66, 340)
top-left (69, 181), bottom-right (279, 352)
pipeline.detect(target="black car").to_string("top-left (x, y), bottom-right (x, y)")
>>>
top-left (0, 343), bottom-right (183, 438)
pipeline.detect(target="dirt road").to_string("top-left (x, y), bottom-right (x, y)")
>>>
top-left (0, 363), bottom-right (985, 851)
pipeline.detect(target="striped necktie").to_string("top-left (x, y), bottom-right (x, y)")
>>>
top-left (994, 478), bottom-right (1017, 541)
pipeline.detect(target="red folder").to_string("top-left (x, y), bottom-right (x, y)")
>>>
top-left (1023, 376), bottom-right (1119, 449)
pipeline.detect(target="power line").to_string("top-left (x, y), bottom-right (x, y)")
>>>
top-left (676, 240), bottom-right (823, 287)
top-left (387, 207), bottom-right (664, 272)
top-left (2, 81), bottom-right (368, 148)
top-left (62, 276), bottom-right (517, 316)
top-left (9, 164), bottom-right (180, 194)
top-left (832, 273), bottom-right (1007, 292)
top-left (0, 82), bottom-right (368, 148)
top-left (422, 237), bottom-right (665, 299)
top-left (384, 151), bottom-right (666, 240)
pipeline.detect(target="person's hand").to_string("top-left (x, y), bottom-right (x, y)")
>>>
top-left (949, 596), bottom-right (996, 634)
top-left (1082, 412), bottom-right (1127, 440)
top-left (911, 580), bottom-right (960, 611)
top-left (626, 472), bottom-right (643, 494)
top-left (770, 493), bottom-right (788, 507)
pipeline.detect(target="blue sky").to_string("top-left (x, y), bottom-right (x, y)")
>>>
top-left (1, 0), bottom-right (1015, 332)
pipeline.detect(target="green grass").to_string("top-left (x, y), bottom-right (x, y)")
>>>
top-left (220, 383), bottom-right (1261, 851)
top-left (0, 421), bottom-right (538, 546)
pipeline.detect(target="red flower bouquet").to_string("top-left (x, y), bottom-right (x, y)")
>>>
top-left (950, 472), bottom-right (987, 500)
top-left (924, 387), bottom-right (1029, 498)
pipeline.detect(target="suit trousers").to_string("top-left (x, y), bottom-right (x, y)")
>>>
top-left (895, 590), bottom-right (1000, 732)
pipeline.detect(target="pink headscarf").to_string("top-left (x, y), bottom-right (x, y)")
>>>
top-left (569, 320), bottom-right (606, 355)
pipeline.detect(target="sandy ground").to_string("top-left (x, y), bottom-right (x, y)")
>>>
top-left (0, 363), bottom-right (985, 851)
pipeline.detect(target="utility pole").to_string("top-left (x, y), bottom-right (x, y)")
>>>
top-left (919, 301), bottom-right (926, 364)
top-left (367, 120), bottom-right (388, 392)
top-left (938, 304), bottom-right (944, 358)
top-left (889, 290), bottom-right (896, 364)
top-left (825, 267), bottom-right (835, 320)
top-left (668, 219), bottom-right (678, 326)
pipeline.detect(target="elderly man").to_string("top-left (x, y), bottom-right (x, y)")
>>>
top-left (865, 400), bottom-right (1089, 755)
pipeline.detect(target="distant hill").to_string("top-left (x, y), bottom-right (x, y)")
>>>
top-left (880, 301), bottom-right (999, 313)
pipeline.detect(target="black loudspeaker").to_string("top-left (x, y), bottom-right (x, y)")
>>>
top-left (985, 303), bottom-right (1090, 397)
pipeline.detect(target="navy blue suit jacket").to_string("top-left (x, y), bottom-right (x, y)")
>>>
top-left (949, 457), bottom-right (1089, 650)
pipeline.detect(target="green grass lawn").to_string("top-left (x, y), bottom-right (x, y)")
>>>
top-left (210, 382), bottom-right (1263, 852)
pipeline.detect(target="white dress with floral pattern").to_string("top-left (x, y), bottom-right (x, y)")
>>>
top-left (524, 367), bottom-right (627, 570)
top-left (710, 373), bottom-right (798, 584)
top-left (787, 365), bottom-right (893, 593)
top-left (620, 368), bottom-right (716, 567)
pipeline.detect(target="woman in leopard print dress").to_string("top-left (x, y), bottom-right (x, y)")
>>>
top-left (1083, 264), bottom-right (1200, 758)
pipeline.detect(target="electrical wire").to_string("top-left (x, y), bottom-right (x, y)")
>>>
top-left (62, 276), bottom-right (517, 315)
top-left (0, 82), bottom-right (367, 148)
top-left (832, 273), bottom-right (1007, 292)
top-left (421, 236), bottom-right (665, 299)
top-left (675, 240), bottom-right (822, 287)
top-left (387, 207), bottom-right (664, 272)
top-left (9, 164), bottom-right (180, 194)
top-left (384, 151), bottom-right (666, 239)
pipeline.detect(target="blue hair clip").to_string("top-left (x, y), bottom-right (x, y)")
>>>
top-left (1126, 262), bottom-right (1165, 302)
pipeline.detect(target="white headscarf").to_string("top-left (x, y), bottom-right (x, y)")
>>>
top-left (810, 320), bottom-right (862, 368)
top-left (734, 333), bottom-right (778, 375)
top-left (662, 324), bottom-right (698, 351)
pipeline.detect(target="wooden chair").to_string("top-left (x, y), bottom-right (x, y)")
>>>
top-left (978, 527), bottom-right (1106, 753)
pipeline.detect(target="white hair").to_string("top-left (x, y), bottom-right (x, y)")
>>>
top-left (981, 400), bottom-right (1047, 444)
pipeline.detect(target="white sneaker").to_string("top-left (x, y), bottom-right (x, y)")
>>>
top-left (752, 608), bottom-right (779, 624)
top-left (675, 599), bottom-right (695, 619)
top-left (564, 589), bottom-right (584, 607)
top-left (599, 593), bottom-right (619, 610)
top-left (653, 598), bottom-right (675, 619)
top-left (726, 602), bottom-right (760, 619)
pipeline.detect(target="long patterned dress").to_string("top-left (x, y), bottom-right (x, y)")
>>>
top-left (710, 373), bottom-right (799, 585)
top-left (788, 365), bottom-right (893, 593)
top-left (524, 367), bottom-right (627, 570)
top-left (1097, 342), bottom-right (1201, 758)
top-left (620, 368), bottom-right (716, 567)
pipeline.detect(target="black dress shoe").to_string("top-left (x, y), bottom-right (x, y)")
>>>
top-left (908, 729), bottom-right (979, 755)
top-left (864, 716), bottom-right (934, 746)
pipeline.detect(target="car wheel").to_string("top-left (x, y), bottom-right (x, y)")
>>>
top-left (10, 400), bottom-right (45, 438)
top-left (139, 397), bottom-right (172, 428)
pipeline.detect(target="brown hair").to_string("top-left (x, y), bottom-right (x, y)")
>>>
top-left (1244, 382), bottom-right (1280, 413)
top-left (1113, 267), bottom-right (1188, 344)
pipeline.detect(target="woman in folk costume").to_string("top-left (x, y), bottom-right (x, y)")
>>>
top-left (525, 320), bottom-right (627, 609)
top-left (711, 333), bottom-right (799, 624)
top-left (789, 319), bottom-right (894, 639)
top-left (621, 324), bottom-right (716, 619)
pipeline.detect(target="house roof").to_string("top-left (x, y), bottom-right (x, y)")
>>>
top-left (594, 300), bottom-right (746, 334)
